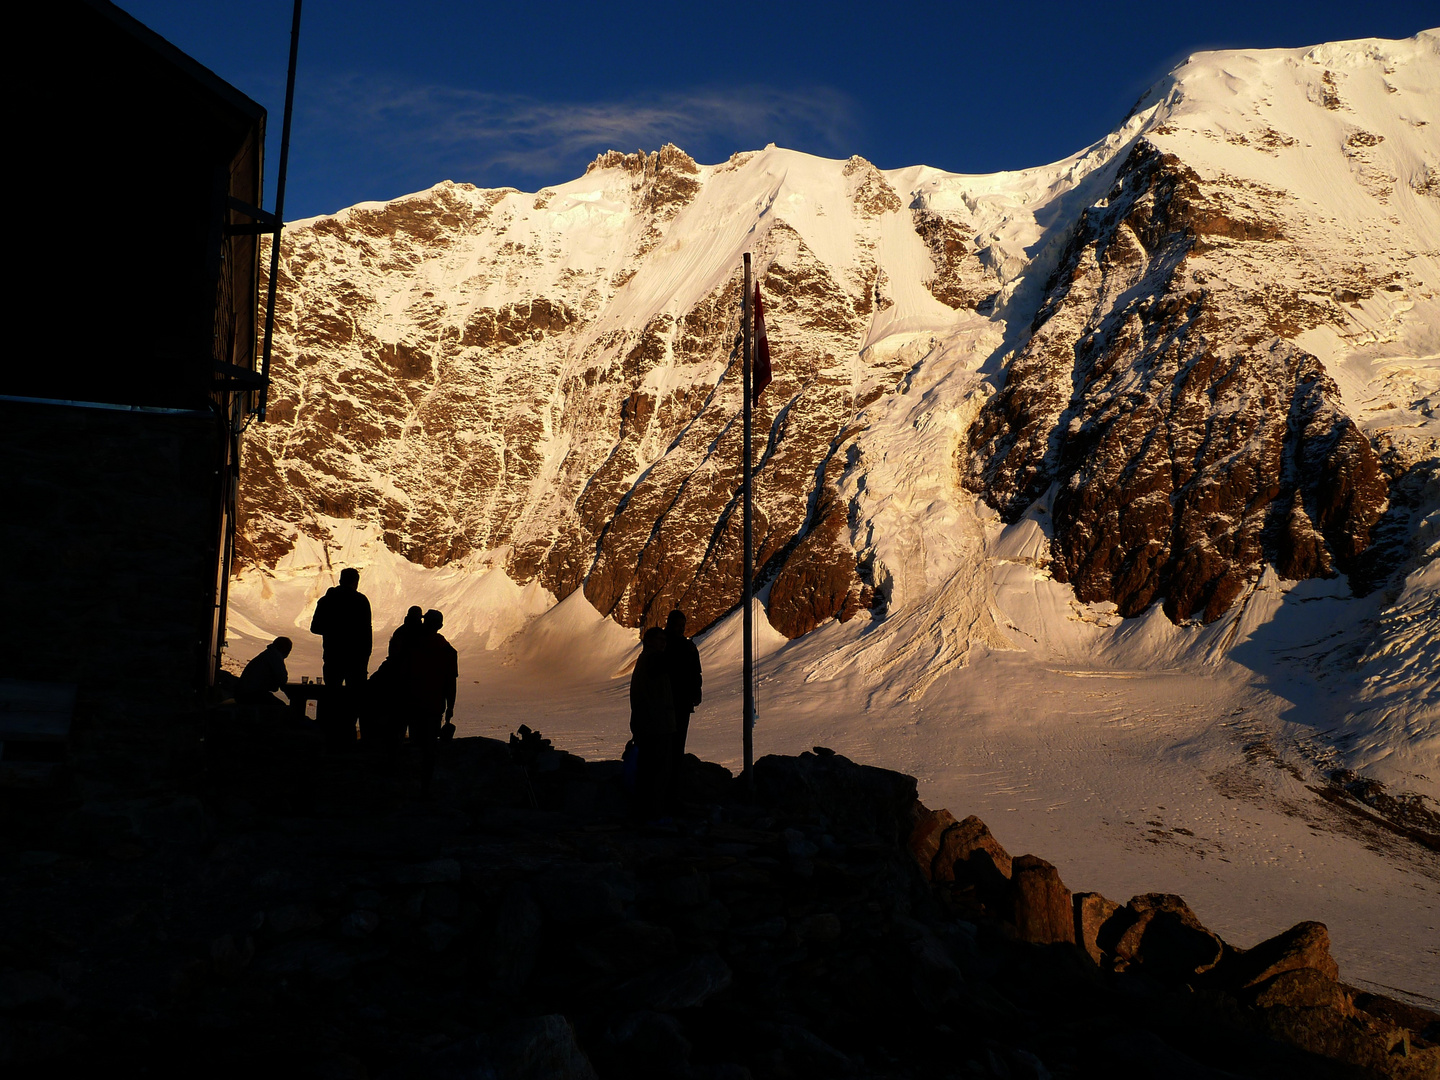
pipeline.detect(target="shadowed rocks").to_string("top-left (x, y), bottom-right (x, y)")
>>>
top-left (1009, 855), bottom-right (1075, 946)
top-left (767, 478), bottom-right (872, 638)
top-left (1074, 892), bottom-right (1121, 965)
top-left (1103, 893), bottom-right (1225, 980)
top-left (907, 793), bottom-right (1436, 1079)
top-left (1221, 920), bottom-right (1340, 989)
top-left (3, 740), bottom-right (1433, 1077)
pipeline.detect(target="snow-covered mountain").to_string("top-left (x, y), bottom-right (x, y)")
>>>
top-left (229, 34), bottom-right (1440, 997)
top-left (238, 30), bottom-right (1438, 733)
top-left (968, 40), bottom-right (1439, 623)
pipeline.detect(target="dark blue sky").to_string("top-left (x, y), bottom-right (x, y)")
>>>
top-left (122, 0), bottom-right (1437, 220)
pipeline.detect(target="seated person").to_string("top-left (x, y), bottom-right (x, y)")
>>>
top-left (238, 637), bottom-right (293, 722)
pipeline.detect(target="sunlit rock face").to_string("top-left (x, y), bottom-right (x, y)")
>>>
top-left (241, 32), bottom-right (1439, 635)
top-left (241, 146), bottom-right (943, 634)
top-left (962, 34), bottom-right (1439, 625)
top-left (964, 143), bottom-right (1393, 623)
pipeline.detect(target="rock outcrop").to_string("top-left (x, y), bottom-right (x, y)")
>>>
top-left (1008, 855), bottom-right (1075, 946)
top-left (965, 142), bottom-right (1393, 623)
top-left (242, 149), bottom-right (918, 637)
top-left (909, 791), bottom-right (1439, 1079)
top-left (5, 738), bottom-right (1434, 1078)
top-left (766, 474), bottom-right (874, 638)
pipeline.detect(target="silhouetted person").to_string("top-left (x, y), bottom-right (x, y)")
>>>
top-left (363, 605), bottom-right (425, 761)
top-left (388, 605), bottom-right (424, 662)
top-left (359, 656), bottom-right (396, 757)
top-left (629, 627), bottom-right (675, 821)
top-left (310, 567), bottom-right (372, 742)
top-left (664, 610), bottom-right (702, 767)
top-left (238, 637), bottom-right (292, 723)
top-left (410, 608), bottom-right (458, 797)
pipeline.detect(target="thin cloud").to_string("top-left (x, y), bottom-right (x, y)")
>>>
top-left (298, 72), bottom-right (859, 192)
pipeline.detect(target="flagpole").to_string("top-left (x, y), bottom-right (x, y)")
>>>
top-left (742, 253), bottom-right (755, 795)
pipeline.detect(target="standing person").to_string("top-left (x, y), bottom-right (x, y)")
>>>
top-left (664, 610), bottom-right (702, 768)
top-left (388, 605), bottom-right (424, 662)
top-left (411, 608), bottom-right (458, 797)
top-left (309, 567), bottom-right (372, 742)
top-left (364, 605), bottom-right (424, 760)
top-left (629, 627), bottom-right (675, 821)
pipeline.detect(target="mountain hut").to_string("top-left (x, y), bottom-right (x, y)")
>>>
top-left (0, 0), bottom-right (271, 785)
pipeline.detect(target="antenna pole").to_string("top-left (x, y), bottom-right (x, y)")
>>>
top-left (742, 253), bottom-right (754, 795)
top-left (258, 0), bottom-right (302, 420)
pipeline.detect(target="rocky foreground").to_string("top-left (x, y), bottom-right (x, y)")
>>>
top-left (2, 732), bottom-right (1436, 1078)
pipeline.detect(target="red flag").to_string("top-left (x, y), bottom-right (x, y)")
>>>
top-left (752, 283), bottom-right (772, 398)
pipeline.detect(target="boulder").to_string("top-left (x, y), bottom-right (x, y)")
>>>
top-left (573, 921), bottom-right (676, 978)
top-left (796, 913), bottom-right (842, 943)
top-left (1255, 1001), bottom-right (1440, 1080)
top-left (413, 1015), bottom-right (599, 1080)
top-left (1090, 1029), bottom-right (1216, 1079)
top-left (254, 938), bottom-right (357, 982)
top-left (266, 903), bottom-right (323, 936)
top-left (531, 865), bottom-right (636, 927)
top-left (1073, 892), bottom-right (1121, 965)
top-left (1109, 894), bottom-right (1224, 980)
top-left (1009, 855), bottom-right (1074, 945)
top-left (599, 1011), bottom-right (692, 1078)
top-left (932, 815), bottom-right (1013, 883)
top-left (925, 815), bottom-right (1014, 916)
top-left (684, 900), bottom-right (731, 934)
top-left (339, 910), bottom-right (379, 939)
top-left (0, 1018), bottom-right (89, 1068)
top-left (0, 969), bottom-right (62, 1011)
top-left (613, 953), bottom-right (733, 1011)
top-left (424, 884), bottom-right (461, 921)
top-left (209, 933), bottom-right (255, 977)
top-left (1218, 920), bottom-right (1341, 990)
top-left (908, 806), bottom-right (958, 880)
top-left (753, 752), bottom-right (917, 843)
top-left (900, 919), bottom-right (967, 1010)
top-left (1249, 968), bottom-right (1350, 1011)
top-left (491, 885), bottom-right (542, 991)
top-left (393, 858), bottom-right (462, 885)
top-left (1352, 992), bottom-right (1440, 1047)
top-left (136, 796), bottom-right (215, 847)
top-left (646, 866), bottom-right (709, 910)
top-left (754, 1022), bottom-right (856, 1074)
top-left (675, 754), bottom-right (736, 804)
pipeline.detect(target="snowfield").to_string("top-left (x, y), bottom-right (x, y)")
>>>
top-left (231, 30), bottom-right (1439, 1003)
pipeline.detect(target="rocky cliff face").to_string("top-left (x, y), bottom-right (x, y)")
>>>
top-left (963, 35), bottom-right (1438, 624)
top-left (242, 145), bottom-right (996, 636)
top-left (964, 142), bottom-right (1394, 623)
top-left (240, 31), bottom-right (1439, 639)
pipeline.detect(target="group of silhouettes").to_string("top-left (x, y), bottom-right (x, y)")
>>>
top-left (238, 566), bottom-right (707, 815)
top-left (237, 568), bottom-right (457, 795)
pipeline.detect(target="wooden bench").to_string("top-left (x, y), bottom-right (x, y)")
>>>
top-left (0, 679), bottom-right (77, 788)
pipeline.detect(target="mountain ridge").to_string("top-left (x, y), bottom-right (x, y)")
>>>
top-left (237, 30), bottom-right (1438, 665)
